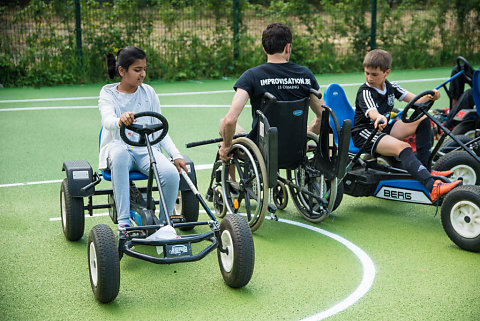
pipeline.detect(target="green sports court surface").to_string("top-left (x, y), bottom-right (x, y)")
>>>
top-left (0, 67), bottom-right (478, 320)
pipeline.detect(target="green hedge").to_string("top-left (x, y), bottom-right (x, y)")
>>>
top-left (1, 0), bottom-right (479, 87)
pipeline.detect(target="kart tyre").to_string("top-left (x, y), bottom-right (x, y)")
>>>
top-left (175, 190), bottom-right (199, 231)
top-left (440, 135), bottom-right (476, 154)
top-left (441, 185), bottom-right (480, 252)
top-left (88, 224), bottom-right (120, 303)
top-left (451, 121), bottom-right (477, 138)
top-left (433, 150), bottom-right (480, 185)
top-left (60, 178), bottom-right (84, 241)
top-left (217, 214), bottom-right (254, 288)
top-left (272, 180), bottom-right (288, 210)
top-left (213, 185), bottom-right (227, 218)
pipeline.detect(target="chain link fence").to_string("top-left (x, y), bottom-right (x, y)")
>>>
top-left (1, 0), bottom-right (479, 87)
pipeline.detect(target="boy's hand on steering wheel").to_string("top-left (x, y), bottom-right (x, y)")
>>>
top-left (119, 111), bottom-right (136, 126)
top-left (173, 158), bottom-right (188, 174)
top-left (374, 115), bottom-right (387, 131)
top-left (429, 89), bottom-right (441, 101)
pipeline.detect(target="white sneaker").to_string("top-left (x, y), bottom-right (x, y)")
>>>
top-left (146, 225), bottom-right (179, 255)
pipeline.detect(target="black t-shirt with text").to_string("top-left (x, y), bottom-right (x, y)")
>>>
top-left (234, 62), bottom-right (320, 135)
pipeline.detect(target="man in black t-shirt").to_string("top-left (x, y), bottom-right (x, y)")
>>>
top-left (352, 49), bottom-right (461, 202)
top-left (218, 23), bottom-right (325, 163)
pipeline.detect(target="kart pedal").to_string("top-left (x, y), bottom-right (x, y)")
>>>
top-left (170, 214), bottom-right (184, 223)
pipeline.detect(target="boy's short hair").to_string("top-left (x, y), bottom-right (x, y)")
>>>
top-left (363, 49), bottom-right (392, 72)
top-left (262, 23), bottom-right (292, 55)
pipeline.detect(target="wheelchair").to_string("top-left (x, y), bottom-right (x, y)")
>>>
top-left (188, 89), bottom-right (352, 232)
top-left (60, 112), bottom-right (254, 303)
top-left (323, 84), bottom-right (480, 252)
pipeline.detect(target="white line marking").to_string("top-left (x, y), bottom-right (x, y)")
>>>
top-left (0, 77), bottom-right (448, 104)
top-left (0, 179), bottom-right (63, 188)
top-left (0, 105), bottom-right (246, 112)
top-left (1, 165), bottom-right (213, 188)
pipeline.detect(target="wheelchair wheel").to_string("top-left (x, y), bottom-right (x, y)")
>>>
top-left (433, 150), bottom-right (480, 185)
top-left (441, 185), bottom-right (480, 252)
top-left (221, 137), bottom-right (268, 232)
top-left (88, 224), bottom-right (120, 303)
top-left (174, 190), bottom-right (199, 231)
top-left (213, 185), bottom-right (227, 218)
top-left (287, 132), bottom-right (342, 222)
top-left (217, 214), bottom-right (255, 288)
top-left (272, 180), bottom-right (288, 210)
top-left (60, 178), bottom-right (84, 241)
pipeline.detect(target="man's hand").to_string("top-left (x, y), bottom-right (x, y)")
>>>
top-left (219, 142), bottom-right (232, 163)
top-left (173, 158), bottom-right (188, 174)
top-left (119, 112), bottom-right (135, 126)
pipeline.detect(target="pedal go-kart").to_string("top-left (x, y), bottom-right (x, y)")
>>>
top-left (389, 66), bottom-right (480, 186)
top-left (60, 112), bottom-right (255, 303)
top-left (186, 90), bottom-right (351, 231)
top-left (323, 84), bottom-right (480, 252)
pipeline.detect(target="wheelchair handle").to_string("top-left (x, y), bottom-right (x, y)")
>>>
top-left (185, 133), bottom-right (247, 148)
top-left (309, 88), bottom-right (323, 99)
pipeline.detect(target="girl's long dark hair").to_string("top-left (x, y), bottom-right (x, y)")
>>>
top-left (106, 46), bottom-right (147, 79)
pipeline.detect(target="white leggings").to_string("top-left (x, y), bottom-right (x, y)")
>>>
top-left (108, 144), bottom-right (180, 226)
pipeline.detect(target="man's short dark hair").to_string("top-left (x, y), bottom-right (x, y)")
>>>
top-left (262, 23), bottom-right (292, 55)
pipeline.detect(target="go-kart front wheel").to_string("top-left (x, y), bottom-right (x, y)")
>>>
top-left (217, 214), bottom-right (254, 288)
top-left (60, 178), bottom-right (84, 241)
top-left (441, 185), bottom-right (480, 252)
top-left (88, 224), bottom-right (120, 303)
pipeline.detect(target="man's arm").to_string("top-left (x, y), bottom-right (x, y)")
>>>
top-left (306, 93), bottom-right (325, 135)
top-left (219, 88), bottom-right (249, 162)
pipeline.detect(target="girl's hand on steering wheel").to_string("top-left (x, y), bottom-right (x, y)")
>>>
top-left (429, 89), bottom-right (441, 101)
top-left (119, 112), bottom-right (136, 126)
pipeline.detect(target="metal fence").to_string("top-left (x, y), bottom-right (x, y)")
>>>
top-left (1, 0), bottom-right (479, 86)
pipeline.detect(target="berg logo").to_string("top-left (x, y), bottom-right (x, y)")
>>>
top-left (293, 110), bottom-right (303, 116)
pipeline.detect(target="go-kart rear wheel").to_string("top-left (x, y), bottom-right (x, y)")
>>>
top-left (222, 137), bottom-right (268, 232)
top-left (60, 178), bottom-right (84, 241)
top-left (441, 185), bottom-right (480, 252)
top-left (433, 150), bottom-right (480, 185)
top-left (88, 224), bottom-right (120, 303)
top-left (174, 190), bottom-right (199, 231)
top-left (217, 214), bottom-right (254, 288)
top-left (272, 180), bottom-right (288, 210)
top-left (213, 185), bottom-right (227, 218)
top-left (451, 121), bottom-right (477, 138)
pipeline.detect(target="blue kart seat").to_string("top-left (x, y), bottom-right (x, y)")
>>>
top-left (323, 83), bottom-right (360, 154)
top-left (99, 127), bottom-right (148, 182)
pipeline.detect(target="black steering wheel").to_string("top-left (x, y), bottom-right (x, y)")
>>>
top-left (456, 56), bottom-right (474, 86)
top-left (119, 111), bottom-right (169, 146)
top-left (401, 90), bottom-right (436, 123)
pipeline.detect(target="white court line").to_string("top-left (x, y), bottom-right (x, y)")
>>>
top-left (49, 210), bottom-right (375, 320)
top-left (0, 164), bottom-right (213, 188)
top-left (0, 77), bottom-right (447, 104)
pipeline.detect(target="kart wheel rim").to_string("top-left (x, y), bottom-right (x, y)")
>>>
top-left (89, 242), bottom-right (98, 286)
top-left (450, 200), bottom-right (480, 239)
top-left (220, 230), bottom-right (234, 273)
top-left (61, 190), bottom-right (67, 229)
top-left (464, 130), bottom-right (476, 139)
top-left (450, 164), bottom-right (477, 185)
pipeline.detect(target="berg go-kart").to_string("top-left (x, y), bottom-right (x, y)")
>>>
top-left (60, 112), bottom-right (255, 303)
top-left (323, 84), bottom-right (480, 252)
top-left (395, 58), bottom-right (480, 184)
